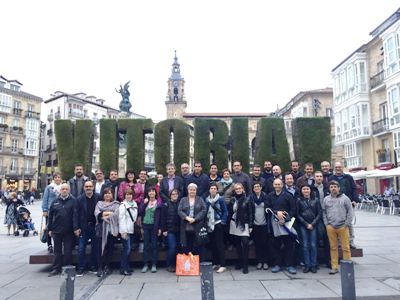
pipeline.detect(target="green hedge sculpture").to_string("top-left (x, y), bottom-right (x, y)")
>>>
top-left (231, 118), bottom-right (250, 173)
top-left (254, 118), bottom-right (290, 172)
top-left (194, 118), bottom-right (229, 174)
top-left (292, 117), bottom-right (331, 169)
top-left (99, 119), bottom-right (118, 176)
top-left (154, 119), bottom-right (190, 174)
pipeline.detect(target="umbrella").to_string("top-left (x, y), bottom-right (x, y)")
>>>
top-left (366, 169), bottom-right (392, 178)
top-left (350, 170), bottom-right (380, 180)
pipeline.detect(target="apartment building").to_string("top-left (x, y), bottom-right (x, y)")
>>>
top-left (41, 91), bottom-right (120, 186)
top-left (0, 76), bottom-right (42, 191)
top-left (332, 8), bottom-right (400, 194)
top-left (275, 88), bottom-right (342, 164)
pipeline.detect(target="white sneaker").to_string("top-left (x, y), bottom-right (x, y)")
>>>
top-left (213, 265), bottom-right (220, 270)
top-left (216, 266), bottom-right (226, 273)
top-left (256, 263), bottom-right (263, 270)
top-left (263, 263), bottom-right (269, 270)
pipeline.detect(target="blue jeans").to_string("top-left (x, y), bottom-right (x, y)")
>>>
top-left (121, 234), bottom-right (134, 271)
top-left (300, 225), bottom-right (317, 267)
top-left (166, 232), bottom-right (179, 267)
top-left (78, 225), bottom-right (98, 271)
top-left (143, 224), bottom-right (158, 265)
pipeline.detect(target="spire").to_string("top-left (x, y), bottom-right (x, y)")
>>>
top-left (170, 50), bottom-right (182, 80)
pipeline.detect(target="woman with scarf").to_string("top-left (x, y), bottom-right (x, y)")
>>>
top-left (119, 188), bottom-right (138, 275)
top-left (296, 184), bottom-right (322, 273)
top-left (228, 183), bottom-right (254, 274)
top-left (95, 187), bottom-right (120, 277)
top-left (205, 183), bottom-right (228, 273)
top-left (41, 173), bottom-right (62, 252)
top-left (178, 183), bottom-right (207, 258)
top-left (249, 182), bottom-right (270, 270)
top-left (217, 169), bottom-right (234, 205)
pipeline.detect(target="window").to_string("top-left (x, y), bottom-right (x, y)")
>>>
top-left (384, 34), bottom-right (400, 76)
top-left (335, 113), bottom-right (341, 134)
top-left (380, 102), bottom-right (388, 120)
top-left (26, 139), bottom-right (37, 156)
top-left (347, 65), bottom-right (355, 91)
top-left (13, 101), bottom-right (21, 109)
top-left (24, 159), bottom-right (33, 170)
top-left (0, 137), bottom-right (3, 151)
top-left (0, 93), bottom-right (12, 113)
top-left (11, 139), bottom-right (18, 152)
top-left (389, 86), bottom-right (400, 115)
top-left (394, 131), bottom-right (400, 149)
top-left (10, 158), bottom-right (17, 171)
top-left (349, 105), bottom-right (356, 129)
top-left (0, 116), bottom-right (4, 124)
top-left (326, 108), bottom-right (333, 118)
top-left (12, 118), bottom-right (19, 127)
top-left (359, 62), bottom-right (367, 92)
top-left (27, 104), bottom-right (33, 112)
top-left (342, 109), bottom-right (348, 132)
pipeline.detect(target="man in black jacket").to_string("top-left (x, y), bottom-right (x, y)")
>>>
top-left (73, 181), bottom-right (101, 276)
top-left (250, 164), bottom-right (267, 193)
top-left (160, 163), bottom-right (184, 202)
top-left (185, 161), bottom-right (210, 200)
top-left (48, 183), bottom-right (76, 277)
top-left (68, 164), bottom-right (89, 199)
top-left (266, 178), bottom-right (297, 275)
top-left (100, 169), bottom-right (120, 201)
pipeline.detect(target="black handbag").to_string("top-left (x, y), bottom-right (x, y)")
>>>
top-left (195, 222), bottom-right (209, 246)
top-left (40, 216), bottom-right (48, 244)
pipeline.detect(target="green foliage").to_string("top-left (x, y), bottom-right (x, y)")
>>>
top-left (118, 118), bottom-right (154, 174)
top-left (231, 118), bottom-right (249, 173)
top-left (54, 119), bottom-right (94, 179)
top-left (254, 118), bottom-right (290, 172)
top-left (99, 119), bottom-right (118, 176)
top-left (194, 118), bottom-right (229, 174)
top-left (154, 119), bottom-right (190, 174)
top-left (292, 117), bottom-right (331, 169)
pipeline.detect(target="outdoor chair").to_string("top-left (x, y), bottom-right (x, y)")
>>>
top-left (380, 199), bottom-right (391, 215)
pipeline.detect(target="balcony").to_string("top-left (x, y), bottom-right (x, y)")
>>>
top-left (47, 129), bottom-right (53, 136)
top-left (7, 146), bottom-right (24, 155)
top-left (25, 111), bottom-right (40, 119)
top-left (370, 70), bottom-right (385, 90)
top-left (372, 118), bottom-right (389, 135)
top-left (22, 168), bottom-right (36, 175)
top-left (377, 148), bottom-right (391, 164)
top-left (55, 111), bottom-right (61, 119)
top-left (7, 167), bottom-right (20, 175)
top-left (45, 160), bottom-right (52, 167)
top-left (335, 126), bottom-right (370, 145)
top-left (47, 114), bottom-right (53, 122)
top-left (25, 148), bottom-right (37, 156)
top-left (345, 156), bottom-right (362, 168)
top-left (10, 126), bottom-right (24, 135)
top-left (13, 108), bottom-right (23, 116)
top-left (0, 123), bottom-right (8, 131)
top-left (68, 110), bottom-right (84, 119)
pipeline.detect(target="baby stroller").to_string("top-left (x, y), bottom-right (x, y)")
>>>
top-left (16, 206), bottom-right (38, 237)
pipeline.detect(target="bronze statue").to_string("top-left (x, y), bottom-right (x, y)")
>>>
top-left (116, 81), bottom-right (132, 113)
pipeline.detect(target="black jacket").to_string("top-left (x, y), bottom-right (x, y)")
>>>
top-left (249, 175), bottom-right (267, 193)
top-left (161, 200), bottom-right (180, 233)
top-left (100, 179), bottom-right (120, 201)
top-left (328, 173), bottom-right (358, 202)
top-left (4, 198), bottom-right (24, 219)
top-left (73, 193), bottom-right (101, 232)
top-left (160, 176), bottom-right (184, 203)
top-left (68, 176), bottom-right (90, 199)
top-left (48, 195), bottom-right (76, 234)
top-left (228, 193), bottom-right (254, 229)
top-left (296, 196), bottom-right (322, 227)
top-left (266, 191), bottom-right (296, 222)
top-left (185, 173), bottom-right (210, 200)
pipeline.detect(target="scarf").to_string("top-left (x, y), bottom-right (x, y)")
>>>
top-left (95, 200), bottom-right (120, 255)
top-left (253, 193), bottom-right (263, 205)
top-left (233, 193), bottom-right (246, 230)
top-left (206, 194), bottom-right (220, 232)
top-left (220, 177), bottom-right (233, 188)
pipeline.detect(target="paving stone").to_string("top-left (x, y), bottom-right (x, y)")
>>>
top-left (261, 279), bottom-right (338, 298)
top-left (138, 282), bottom-right (201, 300)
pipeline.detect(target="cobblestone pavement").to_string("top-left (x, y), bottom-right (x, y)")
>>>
top-left (1, 201), bottom-right (400, 299)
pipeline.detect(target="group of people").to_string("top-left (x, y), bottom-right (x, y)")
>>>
top-left (42, 159), bottom-right (356, 277)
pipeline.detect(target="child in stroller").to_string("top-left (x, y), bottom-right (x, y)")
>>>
top-left (17, 206), bottom-right (38, 237)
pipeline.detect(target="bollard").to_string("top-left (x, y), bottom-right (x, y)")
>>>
top-left (60, 265), bottom-right (75, 300)
top-left (200, 261), bottom-right (215, 300)
top-left (340, 260), bottom-right (356, 300)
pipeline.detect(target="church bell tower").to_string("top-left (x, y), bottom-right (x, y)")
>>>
top-left (165, 51), bottom-right (187, 119)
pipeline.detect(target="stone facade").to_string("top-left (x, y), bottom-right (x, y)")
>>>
top-left (0, 76), bottom-right (42, 192)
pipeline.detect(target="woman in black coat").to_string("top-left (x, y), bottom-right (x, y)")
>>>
top-left (178, 183), bottom-right (207, 257)
top-left (296, 184), bottom-right (322, 273)
top-left (228, 183), bottom-right (254, 274)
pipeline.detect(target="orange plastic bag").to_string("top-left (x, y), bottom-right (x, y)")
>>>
top-left (175, 252), bottom-right (200, 276)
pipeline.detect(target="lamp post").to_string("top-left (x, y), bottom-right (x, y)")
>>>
top-left (394, 149), bottom-right (399, 192)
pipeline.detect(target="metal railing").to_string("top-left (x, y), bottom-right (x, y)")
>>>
top-left (370, 70), bottom-right (385, 89)
top-left (13, 108), bottom-right (23, 116)
top-left (372, 118), bottom-right (389, 135)
top-left (25, 111), bottom-right (40, 119)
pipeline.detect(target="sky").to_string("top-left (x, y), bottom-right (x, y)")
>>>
top-left (1, 0), bottom-right (400, 121)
